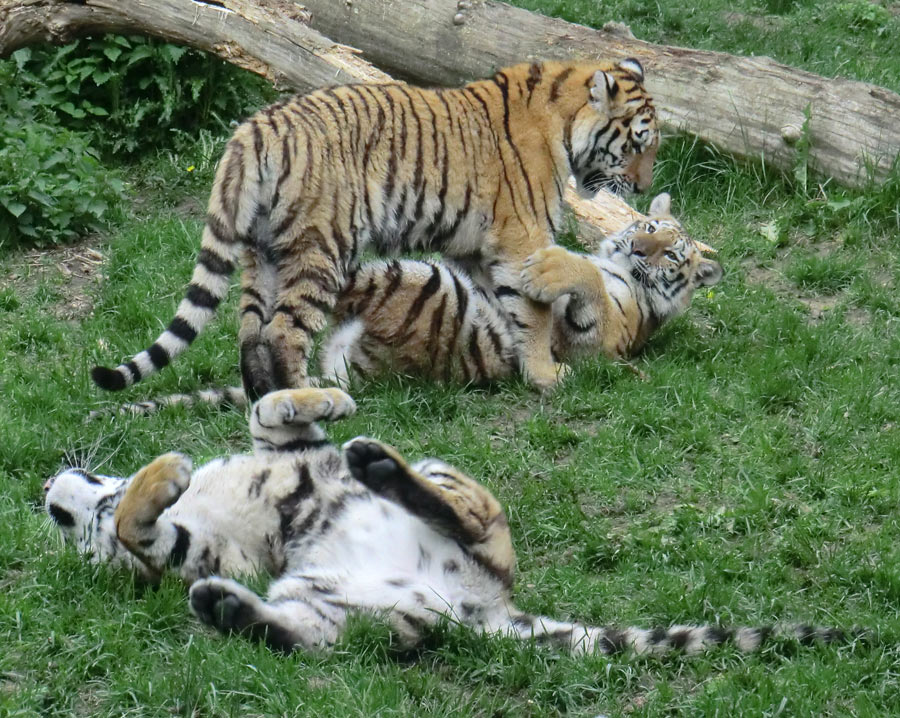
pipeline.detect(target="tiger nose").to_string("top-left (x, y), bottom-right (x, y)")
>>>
top-left (43, 478), bottom-right (54, 493)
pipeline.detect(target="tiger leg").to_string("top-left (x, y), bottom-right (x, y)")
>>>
top-left (344, 437), bottom-right (515, 586)
top-left (190, 576), bottom-right (341, 653)
top-left (114, 453), bottom-right (193, 574)
top-left (249, 387), bottom-right (356, 455)
top-left (259, 228), bottom-right (344, 392)
top-left (238, 250), bottom-right (277, 401)
top-left (488, 256), bottom-right (568, 390)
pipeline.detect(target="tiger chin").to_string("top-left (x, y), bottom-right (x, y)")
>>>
top-left (46, 387), bottom-right (861, 657)
top-left (320, 192), bottom-right (723, 386)
top-left (92, 58), bottom-right (660, 397)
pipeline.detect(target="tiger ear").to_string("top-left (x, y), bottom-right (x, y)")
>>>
top-left (617, 58), bottom-right (645, 83)
top-left (695, 258), bottom-right (723, 287)
top-left (648, 192), bottom-right (671, 216)
top-left (589, 70), bottom-right (618, 110)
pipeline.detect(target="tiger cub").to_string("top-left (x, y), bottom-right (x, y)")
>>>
top-left (91, 58), bottom-right (659, 397)
top-left (46, 387), bottom-right (857, 656)
top-left (320, 192), bottom-right (722, 386)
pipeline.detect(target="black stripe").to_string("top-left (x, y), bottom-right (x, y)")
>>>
top-left (185, 284), bottom-right (220, 310)
top-left (403, 265), bottom-right (442, 325)
top-left (468, 328), bottom-right (487, 379)
top-left (205, 213), bottom-right (233, 244)
top-left (549, 68), bottom-right (573, 102)
top-left (427, 294), bottom-right (448, 366)
top-left (373, 261), bottom-right (404, 313)
top-left (169, 524), bottom-right (191, 567)
top-left (251, 120), bottom-right (265, 183)
top-left (167, 316), bottom-right (197, 343)
top-left (124, 361), bottom-right (141, 382)
top-left (197, 248), bottom-right (234, 276)
top-left (48, 504), bottom-right (75, 527)
top-left (148, 343), bottom-right (170, 370)
top-left (493, 285), bottom-right (520, 298)
top-left (241, 304), bottom-right (265, 321)
top-left (493, 72), bottom-right (538, 220)
top-left (526, 62), bottom-right (543, 104)
top-left (598, 628), bottom-right (628, 654)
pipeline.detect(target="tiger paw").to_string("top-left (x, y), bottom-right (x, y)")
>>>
top-left (343, 437), bottom-right (411, 493)
top-left (255, 388), bottom-right (357, 427)
top-left (190, 577), bottom-right (264, 634)
top-left (134, 453), bottom-right (192, 512)
top-left (520, 246), bottom-right (586, 303)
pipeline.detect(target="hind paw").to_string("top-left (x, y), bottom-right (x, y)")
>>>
top-left (343, 437), bottom-right (410, 492)
top-left (255, 388), bottom-right (356, 427)
top-left (189, 577), bottom-right (263, 633)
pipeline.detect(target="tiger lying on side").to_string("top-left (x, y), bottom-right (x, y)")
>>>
top-left (91, 58), bottom-right (659, 397)
top-left (48, 388), bottom-right (856, 656)
top-left (320, 192), bottom-right (722, 386)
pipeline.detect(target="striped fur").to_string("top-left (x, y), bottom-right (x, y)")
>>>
top-left (47, 388), bottom-right (863, 657)
top-left (320, 192), bottom-right (723, 385)
top-left (91, 59), bottom-right (659, 396)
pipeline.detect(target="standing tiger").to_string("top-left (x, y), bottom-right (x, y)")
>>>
top-left (91, 59), bottom-right (659, 398)
top-left (320, 192), bottom-right (723, 386)
top-left (46, 387), bottom-right (860, 657)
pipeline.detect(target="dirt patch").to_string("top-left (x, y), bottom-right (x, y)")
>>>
top-left (742, 260), bottom-right (872, 326)
top-left (0, 241), bottom-right (106, 321)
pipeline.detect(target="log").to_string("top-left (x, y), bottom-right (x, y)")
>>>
top-left (299, 0), bottom-right (900, 188)
top-left (0, 0), bottom-right (640, 247)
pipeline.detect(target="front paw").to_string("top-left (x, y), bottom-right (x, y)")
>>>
top-left (520, 246), bottom-right (580, 303)
top-left (189, 577), bottom-right (263, 633)
top-left (343, 437), bottom-right (410, 492)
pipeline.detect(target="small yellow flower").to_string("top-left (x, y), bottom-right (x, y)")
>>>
top-left (186, 165), bottom-right (195, 172)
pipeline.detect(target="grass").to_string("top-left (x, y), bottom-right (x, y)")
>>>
top-left (2, 1), bottom-right (900, 716)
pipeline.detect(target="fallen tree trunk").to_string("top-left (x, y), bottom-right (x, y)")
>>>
top-left (0, 0), bottom-right (639, 245)
top-left (300, 0), bottom-right (900, 188)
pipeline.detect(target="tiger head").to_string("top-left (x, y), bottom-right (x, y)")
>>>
top-left (566, 58), bottom-right (659, 197)
top-left (602, 192), bottom-right (723, 320)
top-left (44, 468), bottom-right (143, 572)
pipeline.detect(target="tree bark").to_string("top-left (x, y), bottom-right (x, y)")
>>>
top-left (0, 0), bottom-right (646, 246)
top-left (299, 0), bottom-right (900, 188)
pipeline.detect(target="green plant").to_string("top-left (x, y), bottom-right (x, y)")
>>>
top-left (7, 35), bottom-right (274, 157)
top-left (0, 101), bottom-right (124, 248)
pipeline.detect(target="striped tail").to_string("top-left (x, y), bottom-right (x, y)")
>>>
top-left (92, 216), bottom-right (239, 391)
top-left (504, 614), bottom-right (865, 656)
top-left (87, 386), bottom-right (247, 421)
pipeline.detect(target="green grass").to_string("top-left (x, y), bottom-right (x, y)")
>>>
top-left (3, 2), bottom-right (900, 716)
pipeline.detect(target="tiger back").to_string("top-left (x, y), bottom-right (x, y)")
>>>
top-left (91, 58), bottom-right (659, 396)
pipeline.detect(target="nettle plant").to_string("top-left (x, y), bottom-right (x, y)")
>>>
top-left (9, 35), bottom-right (273, 156)
top-left (0, 35), bottom-right (274, 247)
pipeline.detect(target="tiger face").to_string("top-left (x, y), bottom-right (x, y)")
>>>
top-left (606, 193), bottom-right (722, 318)
top-left (44, 468), bottom-right (141, 572)
top-left (569, 58), bottom-right (659, 198)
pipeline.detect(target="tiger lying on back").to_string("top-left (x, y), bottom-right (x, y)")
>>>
top-left (46, 387), bottom-right (858, 656)
top-left (91, 58), bottom-right (659, 397)
top-left (320, 192), bottom-right (722, 385)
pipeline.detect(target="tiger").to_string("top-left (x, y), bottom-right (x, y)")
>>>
top-left (47, 386), bottom-right (861, 657)
top-left (319, 192), bottom-right (723, 386)
top-left (90, 58), bottom-right (659, 398)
